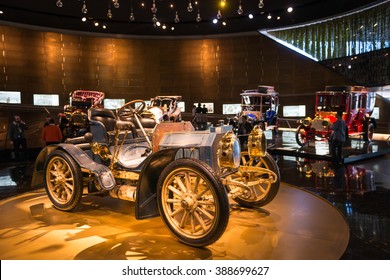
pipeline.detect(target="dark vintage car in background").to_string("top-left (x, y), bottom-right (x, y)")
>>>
top-left (233, 85), bottom-right (280, 134)
top-left (60, 90), bottom-right (105, 138)
top-left (295, 85), bottom-right (377, 146)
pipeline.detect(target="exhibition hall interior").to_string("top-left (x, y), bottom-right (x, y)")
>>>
top-left (0, 0), bottom-right (389, 260)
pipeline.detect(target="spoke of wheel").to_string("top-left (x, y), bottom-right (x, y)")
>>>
top-left (175, 175), bottom-right (187, 193)
top-left (190, 214), bottom-right (196, 233)
top-left (193, 211), bottom-right (207, 231)
top-left (170, 207), bottom-right (184, 218)
top-left (193, 176), bottom-right (200, 194)
top-left (167, 184), bottom-right (182, 197)
top-left (197, 206), bottom-right (215, 220)
top-left (166, 198), bottom-right (181, 204)
top-left (184, 172), bottom-right (192, 192)
top-left (196, 186), bottom-right (210, 199)
top-left (179, 210), bottom-right (190, 228)
top-left (197, 200), bottom-right (215, 206)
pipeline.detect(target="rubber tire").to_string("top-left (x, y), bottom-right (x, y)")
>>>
top-left (44, 149), bottom-right (83, 211)
top-left (233, 153), bottom-right (280, 208)
top-left (296, 124), bottom-right (308, 146)
top-left (363, 123), bottom-right (374, 142)
top-left (157, 158), bottom-right (230, 247)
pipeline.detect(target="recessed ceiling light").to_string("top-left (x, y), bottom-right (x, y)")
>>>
top-left (248, 14), bottom-right (253, 19)
top-left (287, 7), bottom-right (293, 13)
top-left (213, 19), bottom-right (218, 24)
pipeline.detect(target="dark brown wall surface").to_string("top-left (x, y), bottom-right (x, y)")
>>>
top-left (0, 25), bottom-right (353, 113)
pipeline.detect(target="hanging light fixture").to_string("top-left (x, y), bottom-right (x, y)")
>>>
top-left (196, 1), bottom-right (201, 22)
top-left (217, 9), bottom-right (222, 20)
top-left (56, 0), bottom-right (63, 8)
top-left (107, 1), bottom-right (113, 18)
top-left (129, 0), bottom-right (135, 21)
top-left (81, 1), bottom-right (88, 14)
top-left (187, 1), bottom-right (193, 13)
top-left (113, 0), bottom-right (120, 9)
top-left (174, 11), bottom-right (180, 23)
top-left (258, 0), bottom-right (264, 9)
top-left (237, 0), bottom-right (243, 15)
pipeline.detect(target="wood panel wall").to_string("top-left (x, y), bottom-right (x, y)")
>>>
top-left (0, 24), bottom-right (353, 114)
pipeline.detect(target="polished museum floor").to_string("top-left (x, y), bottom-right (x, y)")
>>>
top-left (0, 130), bottom-right (389, 260)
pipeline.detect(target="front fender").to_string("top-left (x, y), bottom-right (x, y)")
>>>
top-left (135, 147), bottom-right (180, 220)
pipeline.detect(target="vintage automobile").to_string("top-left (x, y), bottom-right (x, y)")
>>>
top-left (238, 85), bottom-right (280, 133)
top-left (144, 95), bottom-right (182, 123)
top-left (296, 86), bottom-right (376, 146)
top-left (61, 90), bottom-right (105, 138)
top-left (31, 99), bottom-right (280, 247)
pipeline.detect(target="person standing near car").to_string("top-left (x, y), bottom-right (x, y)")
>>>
top-left (330, 110), bottom-right (347, 166)
top-left (8, 115), bottom-right (29, 161)
top-left (42, 118), bottom-right (63, 146)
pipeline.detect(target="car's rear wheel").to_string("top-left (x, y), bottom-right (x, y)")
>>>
top-left (229, 152), bottom-right (280, 208)
top-left (157, 158), bottom-right (230, 247)
top-left (44, 150), bottom-right (83, 211)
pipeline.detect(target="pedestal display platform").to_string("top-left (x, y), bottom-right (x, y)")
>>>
top-left (0, 183), bottom-right (349, 260)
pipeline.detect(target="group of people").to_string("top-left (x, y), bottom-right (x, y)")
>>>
top-left (7, 114), bottom-right (63, 161)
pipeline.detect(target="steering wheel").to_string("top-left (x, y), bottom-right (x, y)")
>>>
top-left (117, 100), bottom-right (146, 121)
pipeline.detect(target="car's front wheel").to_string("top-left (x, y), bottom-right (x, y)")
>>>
top-left (44, 150), bottom-right (83, 211)
top-left (296, 125), bottom-right (309, 146)
top-left (157, 158), bottom-right (230, 247)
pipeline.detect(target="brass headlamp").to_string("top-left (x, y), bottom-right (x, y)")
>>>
top-left (217, 130), bottom-right (241, 169)
top-left (247, 125), bottom-right (267, 157)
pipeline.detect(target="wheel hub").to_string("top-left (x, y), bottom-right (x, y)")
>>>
top-left (180, 195), bottom-right (197, 211)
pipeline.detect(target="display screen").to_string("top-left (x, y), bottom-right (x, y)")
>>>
top-left (33, 94), bottom-right (60, 106)
top-left (193, 103), bottom-right (214, 114)
top-left (283, 105), bottom-right (306, 117)
top-left (104, 99), bottom-right (125, 109)
top-left (0, 91), bottom-right (21, 104)
top-left (223, 104), bottom-right (241, 115)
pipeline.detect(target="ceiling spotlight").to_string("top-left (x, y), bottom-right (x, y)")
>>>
top-left (277, 16), bottom-right (281, 20)
top-left (56, 0), bottom-right (63, 8)
top-left (220, 0), bottom-right (227, 8)
top-left (248, 14), bottom-right (253, 19)
top-left (102, 24), bottom-right (107, 29)
top-left (171, 26), bottom-right (175, 30)
top-left (287, 7), bottom-right (293, 13)
top-left (222, 21), bottom-right (227, 26)
top-left (156, 21), bottom-right (161, 27)
top-left (94, 21), bottom-right (99, 26)
top-left (81, 17), bottom-right (87, 22)
top-left (267, 13), bottom-right (272, 19)
top-left (162, 24), bottom-right (167, 30)
top-left (213, 18), bottom-right (218, 24)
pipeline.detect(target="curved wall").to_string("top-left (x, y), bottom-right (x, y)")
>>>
top-left (0, 24), bottom-right (353, 114)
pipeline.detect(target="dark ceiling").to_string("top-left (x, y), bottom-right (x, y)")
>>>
top-left (0, 0), bottom-right (383, 37)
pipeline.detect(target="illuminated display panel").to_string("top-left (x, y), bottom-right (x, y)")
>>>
top-left (178, 101), bottom-right (185, 112)
top-left (193, 103), bottom-right (214, 114)
top-left (104, 99), bottom-right (125, 109)
top-left (283, 105), bottom-right (306, 117)
top-left (0, 91), bottom-right (21, 104)
top-left (223, 104), bottom-right (241, 115)
top-left (371, 107), bottom-right (380, 119)
top-left (33, 94), bottom-right (59, 106)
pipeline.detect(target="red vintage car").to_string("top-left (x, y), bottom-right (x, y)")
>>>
top-left (296, 85), bottom-right (376, 146)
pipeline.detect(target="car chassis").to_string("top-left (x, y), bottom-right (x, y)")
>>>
top-left (32, 99), bottom-right (280, 247)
